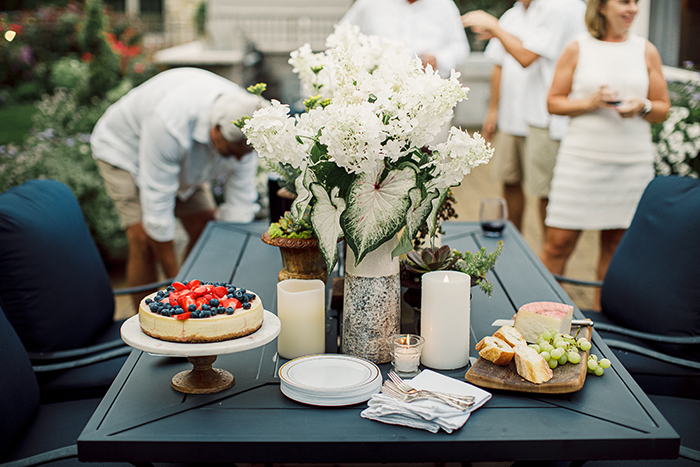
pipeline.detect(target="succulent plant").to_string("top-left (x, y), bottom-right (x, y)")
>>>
top-left (402, 245), bottom-right (459, 275)
top-left (268, 211), bottom-right (315, 240)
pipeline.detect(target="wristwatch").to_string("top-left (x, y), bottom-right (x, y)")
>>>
top-left (639, 99), bottom-right (652, 117)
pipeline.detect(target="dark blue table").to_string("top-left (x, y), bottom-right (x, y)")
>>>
top-left (77, 221), bottom-right (679, 464)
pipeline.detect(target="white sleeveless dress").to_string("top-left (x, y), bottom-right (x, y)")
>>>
top-left (545, 33), bottom-right (654, 230)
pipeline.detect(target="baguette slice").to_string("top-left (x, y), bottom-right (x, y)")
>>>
top-left (475, 335), bottom-right (515, 366)
top-left (494, 325), bottom-right (527, 348)
top-left (513, 345), bottom-right (553, 384)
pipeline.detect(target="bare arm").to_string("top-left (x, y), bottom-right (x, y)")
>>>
top-left (462, 11), bottom-right (539, 68)
top-left (483, 64), bottom-right (502, 142)
top-left (547, 41), bottom-right (612, 117)
top-left (641, 41), bottom-right (670, 123)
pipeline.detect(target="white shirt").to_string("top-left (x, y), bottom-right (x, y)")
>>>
top-left (91, 68), bottom-right (259, 242)
top-left (341, 0), bottom-right (470, 78)
top-left (521, 0), bottom-right (586, 139)
top-left (484, 1), bottom-right (532, 137)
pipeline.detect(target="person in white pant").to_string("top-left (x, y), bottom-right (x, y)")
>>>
top-left (91, 67), bottom-right (262, 309)
top-left (481, 0), bottom-right (535, 231)
top-left (463, 0), bottom-right (586, 232)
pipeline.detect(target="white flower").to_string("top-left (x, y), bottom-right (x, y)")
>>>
top-left (427, 128), bottom-right (494, 190)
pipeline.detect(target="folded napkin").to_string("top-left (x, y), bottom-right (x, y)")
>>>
top-left (361, 369), bottom-right (492, 433)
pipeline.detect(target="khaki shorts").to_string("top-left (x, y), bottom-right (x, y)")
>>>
top-left (490, 131), bottom-right (526, 185)
top-left (524, 125), bottom-right (560, 197)
top-left (97, 160), bottom-right (216, 229)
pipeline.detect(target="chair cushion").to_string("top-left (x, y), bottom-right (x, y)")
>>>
top-left (0, 303), bottom-right (40, 459)
top-left (600, 175), bottom-right (700, 361)
top-left (0, 179), bottom-right (115, 352)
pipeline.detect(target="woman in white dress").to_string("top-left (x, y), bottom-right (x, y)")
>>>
top-left (540, 0), bottom-right (670, 299)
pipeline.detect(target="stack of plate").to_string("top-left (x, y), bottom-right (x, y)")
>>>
top-left (279, 354), bottom-right (382, 406)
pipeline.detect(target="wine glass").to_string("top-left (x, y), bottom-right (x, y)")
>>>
top-left (479, 198), bottom-right (508, 237)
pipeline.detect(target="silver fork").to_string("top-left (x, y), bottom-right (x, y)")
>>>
top-left (388, 371), bottom-right (475, 406)
top-left (381, 381), bottom-right (472, 411)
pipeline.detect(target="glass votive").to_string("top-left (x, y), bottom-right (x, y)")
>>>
top-left (389, 334), bottom-right (425, 377)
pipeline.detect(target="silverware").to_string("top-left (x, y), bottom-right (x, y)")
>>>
top-left (381, 381), bottom-right (473, 411)
top-left (387, 371), bottom-right (475, 408)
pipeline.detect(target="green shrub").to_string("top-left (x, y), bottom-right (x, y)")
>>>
top-left (49, 56), bottom-right (90, 90)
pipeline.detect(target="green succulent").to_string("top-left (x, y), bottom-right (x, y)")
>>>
top-left (402, 245), bottom-right (458, 274)
top-left (268, 211), bottom-right (315, 240)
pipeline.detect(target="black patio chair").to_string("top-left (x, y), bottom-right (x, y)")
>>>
top-left (0, 179), bottom-right (171, 402)
top-left (552, 175), bottom-right (700, 465)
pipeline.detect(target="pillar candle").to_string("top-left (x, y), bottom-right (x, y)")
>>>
top-left (276, 279), bottom-right (325, 359)
top-left (419, 271), bottom-right (471, 369)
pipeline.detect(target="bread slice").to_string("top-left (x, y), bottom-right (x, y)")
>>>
top-left (513, 345), bottom-right (553, 384)
top-left (493, 325), bottom-right (527, 348)
top-left (475, 335), bottom-right (515, 366)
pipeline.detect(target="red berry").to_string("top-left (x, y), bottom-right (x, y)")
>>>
top-left (187, 279), bottom-right (202, 289)
top-left (172, 281), bottom-right (187, 291)
top-left (213, 286), bottom-right (228, 298)
top-left (175, 312), bottom-right (191, 320)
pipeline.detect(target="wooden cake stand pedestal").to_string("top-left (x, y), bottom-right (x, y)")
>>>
top-left (120, 311), bottom-right (281, 394)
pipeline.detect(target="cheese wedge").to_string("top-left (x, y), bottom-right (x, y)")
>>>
top-left (514, 301), bottom-right (574, 343)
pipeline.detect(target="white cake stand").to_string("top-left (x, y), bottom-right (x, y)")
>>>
top-left (120, 311), bottom-right (281, 394)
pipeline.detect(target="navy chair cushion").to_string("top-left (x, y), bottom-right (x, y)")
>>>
top-left (600, 175), bottom-right (700, 361)
top-left (0, 179), bottom-right (115, 352)
top-left (0, 303), bottom-right (40, 459)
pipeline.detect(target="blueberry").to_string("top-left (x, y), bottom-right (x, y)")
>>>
top-left (202, 304), bottom-right (211, 311)
top-left (166, 286), bottom-right (175, 292)
top-left (188, 304), bottom-right (197, 312)
top-left (234, 290), bottom-right (244, 300)
top-left (145, 298), bottom-right (152, 305)
top-left (209, 298), bottom-right (219, 307)
top-left (191, 310), bottom-right (201, 319)
top-left (149, 303), bottom-right (159, 312)
top-left (225, 307), bottom-right (235, 315)
top-left (242, 302), bottom-right (251, 310)
top-left (201, 310), bottom-right (211, 318)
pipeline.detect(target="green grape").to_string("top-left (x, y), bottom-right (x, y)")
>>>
top-left (541, 343), bottom-right (555, 353)
top-left (555, 341), bottom-right (568, 349)
top-left (567, 352), bottom-right (581, 364)
top-left (587, 359), bottom-right (599, 371)
top-left (594, 366), bottom-right (605, 377)
top-left (599, 358), bottom-right (611, 369)
top-left (548, 359), bottom-right (558, 369)
top-left (562, 333), bottom-right (574, 340)
top-left (558, 355), bottom-right (568, 365)
top-left (540, 351), bottom-right (551, 362)
top-left (578, 339), bottom-right (592, 351)
top-left (529, 344), bottom-right (541, 353)
top-left (545, 329), bottom-right (557, 340)
top-left (550, 348), bottom-right (564, 360)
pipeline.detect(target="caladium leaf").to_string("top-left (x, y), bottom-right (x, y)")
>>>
top-left (290, 168), bottom-right (316, 221)
top-left (427, 188), bottom-right (449, 238)
top-left (309, 184), bottom-right (346, 274)
top-left (341, 165), bottom-right (417, 266)
top-left (392, 187), bottom-right (440, 257)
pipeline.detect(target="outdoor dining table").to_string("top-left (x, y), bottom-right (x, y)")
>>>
top-left (77, 221), bottom-right (680, 465)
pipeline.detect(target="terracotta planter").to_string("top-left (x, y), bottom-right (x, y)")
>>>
top-left (261, 231), bottom-right (328, 283)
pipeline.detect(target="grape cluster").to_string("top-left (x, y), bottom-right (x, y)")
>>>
top-left (528, 330), bottom-right (596, 371)
top-left (586, 354), bottom-right (612, 376)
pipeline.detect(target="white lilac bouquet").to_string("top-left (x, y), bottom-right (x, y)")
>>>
top-left (653, 79), bottom-right (700, 178)
top-left (242, 23), bottom-right (493, 273)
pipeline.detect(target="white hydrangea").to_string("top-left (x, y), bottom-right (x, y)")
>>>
top-left (428, 128), bottom-right (494, 190)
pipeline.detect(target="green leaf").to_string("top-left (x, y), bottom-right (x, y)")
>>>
top-left (427, 188), bottom-right (449, 238)
top-left (341, 166), bottom-right (417, 265)
top-left (309, 184), bottom-right (346, 273)
top-left (290, 168), bottom-right (315, 220)
top-left (392, 187), bottom-right (439, 257)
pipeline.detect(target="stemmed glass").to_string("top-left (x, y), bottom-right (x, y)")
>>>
top-left (479, 198), bottom-right (508, 237)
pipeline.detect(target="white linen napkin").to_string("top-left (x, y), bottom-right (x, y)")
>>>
top-left (360, 369), bottom-right (492, 433)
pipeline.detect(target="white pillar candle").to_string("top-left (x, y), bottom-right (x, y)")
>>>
top-left (420, 271), bottom-right (471, 370)
top-left (276, 279), bottom-right (325, 359)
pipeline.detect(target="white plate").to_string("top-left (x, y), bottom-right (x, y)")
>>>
top-left (120, 311), bottom-right (281, 357)
top-left (279, 354), bottom-right (382, 406)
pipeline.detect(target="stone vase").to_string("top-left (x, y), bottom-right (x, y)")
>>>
top-left (261, 231), bottom-right (328, 283)
top-left (342, 235), bottom-right (401, 364)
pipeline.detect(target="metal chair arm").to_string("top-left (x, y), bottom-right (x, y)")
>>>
top-left (605, 339), bottom-right (700, 370)
top-left (0, 445), bottom-right (77, 467)
top-left (31, 346), bottom-right (132, 373)
top-left (553, 274), bottom-right (603, 288)
top-left (594, 322), bottom-right (700, 345)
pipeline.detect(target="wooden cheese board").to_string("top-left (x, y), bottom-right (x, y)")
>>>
top-left (465, 325), bottom-right (593, 394)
